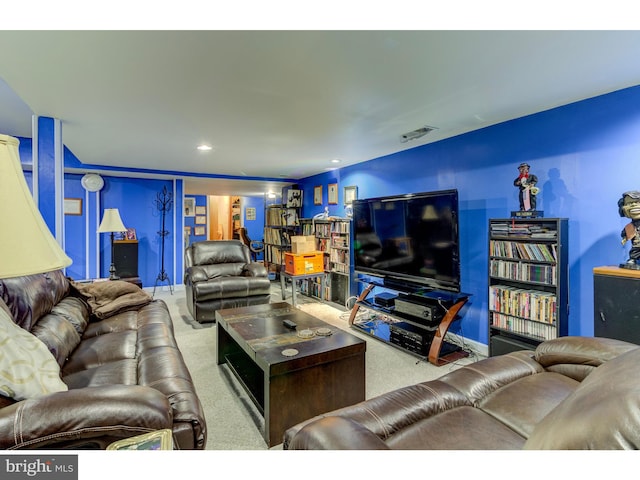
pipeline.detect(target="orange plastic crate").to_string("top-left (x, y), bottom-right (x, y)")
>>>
top-left (284, 252), bottom-right (324, 275)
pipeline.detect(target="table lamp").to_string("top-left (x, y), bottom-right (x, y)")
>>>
top-left (0, 134), bottom-right (72, 279)
top-left (98, 208), bottom-right (127, 280)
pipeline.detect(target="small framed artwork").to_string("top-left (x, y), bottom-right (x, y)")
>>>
top-left (328, 183), bottom-right (338, 205)
top-left (314, 186), bottom-right (322, 205)
top-left (64, 198), bottom-right (83, 215)
top-left (195, 216), bottom-right (206, 225)
top-left (194, 226), bottom-right (205, 236)
top-left (195, 205), bottom-right (206, 215)
top-left (126, 228), bottom-right (137, 241)
top-left (286, 188), bottom-right (302, 208)
top-left (344, 185), bottom-right (357, 205)
top-left (184, 197), bottom-right (196, 217)
top-left (246, 207), bottom-right (256, 220)
top-left (184, 226), bottom-right (192, 235)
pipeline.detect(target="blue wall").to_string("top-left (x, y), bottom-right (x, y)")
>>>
top-left (13, 85), bottom-right (640, 347)
top-left (98, 176), bottom-right (175, 288)
top-left (185, 194), bottom-right (208, 244)
top-left (297, 85), bottom-right (640, 345)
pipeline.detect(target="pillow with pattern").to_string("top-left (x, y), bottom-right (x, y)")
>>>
top-left (0, 301), bottom-right (68, 401)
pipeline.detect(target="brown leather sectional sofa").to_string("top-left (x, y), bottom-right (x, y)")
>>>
top-left (0, 270), bottom-right (206, 449)
top-left (284, 336), bottom-right (640, 449)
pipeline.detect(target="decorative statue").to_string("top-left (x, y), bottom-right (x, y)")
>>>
top-left (513, 162), bottom-right (539, 211)
top-left (618, 190), bottom-right (640, 269)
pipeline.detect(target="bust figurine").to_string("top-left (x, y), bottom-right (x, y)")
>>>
top-left (513, 163), bottom-right (539, 211)
top-left (618, 190), bottom-right (640, 269)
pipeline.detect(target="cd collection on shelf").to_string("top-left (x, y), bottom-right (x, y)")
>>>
top-left (488, 218), bottom-right (568, 354)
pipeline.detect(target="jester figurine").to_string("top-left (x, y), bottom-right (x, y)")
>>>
top-left (513, 162), bottom-right (539, 211)
top-left (619, 190), bottom-right (640, 269)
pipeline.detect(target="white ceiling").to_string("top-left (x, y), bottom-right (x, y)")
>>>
top-left (2, 30), bottom-right (640, 196)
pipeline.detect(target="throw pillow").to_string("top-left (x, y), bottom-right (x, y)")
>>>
top-left (0, 300), bottom-right (68, 401)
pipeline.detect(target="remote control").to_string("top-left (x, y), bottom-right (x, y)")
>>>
top-left (283, 319), bottom-right (297, 329)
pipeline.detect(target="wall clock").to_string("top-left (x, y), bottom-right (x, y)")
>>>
top-left (81, 173), bottom-right (104, 192)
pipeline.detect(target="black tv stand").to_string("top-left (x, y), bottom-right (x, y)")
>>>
top-left (349, 277), bottom-right (471, 366)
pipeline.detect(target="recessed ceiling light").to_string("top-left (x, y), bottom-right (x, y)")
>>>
top-left (197, 144), bottom-right (213, 151)
top-left (331, 159), bottom-right (341, 163)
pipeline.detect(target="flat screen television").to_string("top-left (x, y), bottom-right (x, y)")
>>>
top-left (352, 189), bottom-right (460, 292)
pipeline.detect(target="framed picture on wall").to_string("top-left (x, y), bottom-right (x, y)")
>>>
top-left (64, 198), bottom-right (83, 215)
top-left (184, 197), bottom-right (196, 217)
top-left (287, 188), bottom-right (303, 208)
top-left (314, 186), bottom-right (322, 205)
top-left (194, 226), bottom-right (205, 236)
top-left (195, 205), bottom-right (206, 215)
top-left (328, 183), bottom-right (338, 205)
top-left (344, 185), bottom-right (357, 205)
top-left (246, 207), bottom-right (256, 220)
top-left (195, 216), bottom-right (206, 225)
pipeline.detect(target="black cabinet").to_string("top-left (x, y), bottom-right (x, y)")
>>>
top-left (593, 266), bottom-right (640, 344)
top-left (113, 240), bottom-right (138, 278)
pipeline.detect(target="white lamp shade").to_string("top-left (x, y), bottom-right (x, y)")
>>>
top-left (0, 134), bottom-right (72, 279)
top-left (98, 208), bottom-right (127, 233)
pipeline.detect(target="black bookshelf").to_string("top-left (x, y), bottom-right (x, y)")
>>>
top-left (488, 218), bottom-right (569, 355)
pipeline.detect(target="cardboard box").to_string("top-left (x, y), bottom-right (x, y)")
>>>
top-left (284, 252), bottom-right (324, 275)
top-left (291, 235), bottom-right (316, 254)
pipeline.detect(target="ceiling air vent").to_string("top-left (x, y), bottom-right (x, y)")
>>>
top-left (399, 126), bottom-right (437, 143)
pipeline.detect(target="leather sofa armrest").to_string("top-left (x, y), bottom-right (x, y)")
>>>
top-left (0, 385), bottom-right (173, 449)
top-left (184, 265), bottom-right (209, 283)
top-left (243, 263), bottom-right (268, 277)
top-left (535, 336), bottom-right (638, 367)
top-left (286, 416), bottom-right (390, 450)
top-left (534, 336), bottom-right (639, 381)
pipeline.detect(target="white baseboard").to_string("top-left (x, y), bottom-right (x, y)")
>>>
top-left (445, 332), bottom-right (488, 359)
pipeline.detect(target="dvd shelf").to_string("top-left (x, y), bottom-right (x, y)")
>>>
top-left (264, 204), bottom-right (300, 273)
top-left (488, 218), bottom-right (568, 355)
top-left (299, 218), bottom-right (352, 307)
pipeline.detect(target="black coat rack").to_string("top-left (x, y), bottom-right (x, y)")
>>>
top-left (153, 186), bottom-right (173, 296)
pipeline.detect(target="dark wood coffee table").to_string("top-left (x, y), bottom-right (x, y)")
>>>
top-left (216, 302), bottom-right (366, 447)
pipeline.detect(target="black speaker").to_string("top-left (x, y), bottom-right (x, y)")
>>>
top-left (113, 241), bottom-right (138, 278)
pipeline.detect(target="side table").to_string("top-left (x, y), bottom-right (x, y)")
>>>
top-left (280, 271), bottom-right (325, 307)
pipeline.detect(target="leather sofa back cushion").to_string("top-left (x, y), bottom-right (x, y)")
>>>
top-left (31, 297), bottom-right (89, 366)
top-left (524, 346), bottom-right (640, 449)
top-left (191, 240), bottom-right (250, 266)
top-left (193, 264), bottom-right (246, 281)
top-left (0, 270), bottom-right (70, 331)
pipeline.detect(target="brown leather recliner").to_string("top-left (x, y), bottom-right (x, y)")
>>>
top-left (184, 240), bottom-right (271, 323)
top-left (284, 336), bottom-right (640, 450)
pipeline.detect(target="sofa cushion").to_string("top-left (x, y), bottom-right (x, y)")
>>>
top-left (524, 346), bottom-right (640, 449)
top-left (0, 270), bottom-right (70, 330)
top-left (479, 372), bottom-right (579, 438)
top-left (30, 296), bottom-right (89, 367)
top-left (386, 406), bottom-right (526, 450)
top-left (0, 299), bottom-right (68, 400)
top-left (193, 276), bottom-right (271, 301)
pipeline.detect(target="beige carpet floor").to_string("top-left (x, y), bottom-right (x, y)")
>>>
top-left (152, 284), bottom-right (477, 450)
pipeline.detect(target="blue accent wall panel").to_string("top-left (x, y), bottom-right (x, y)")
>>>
top-left (36, 117), bottom-right (57, 235)
top-left (185, 195), bottom-right (208, 242)
top-left (11, 85), bottom-right (640, 347)
top-left (297, 85), bottom-right (640, 345)
top-left (99, 176), bottom-right (175, 288)
top-left (243, 196), bottom-right (266, 260)
top-left (63, 173), bottom-right (87, 280)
